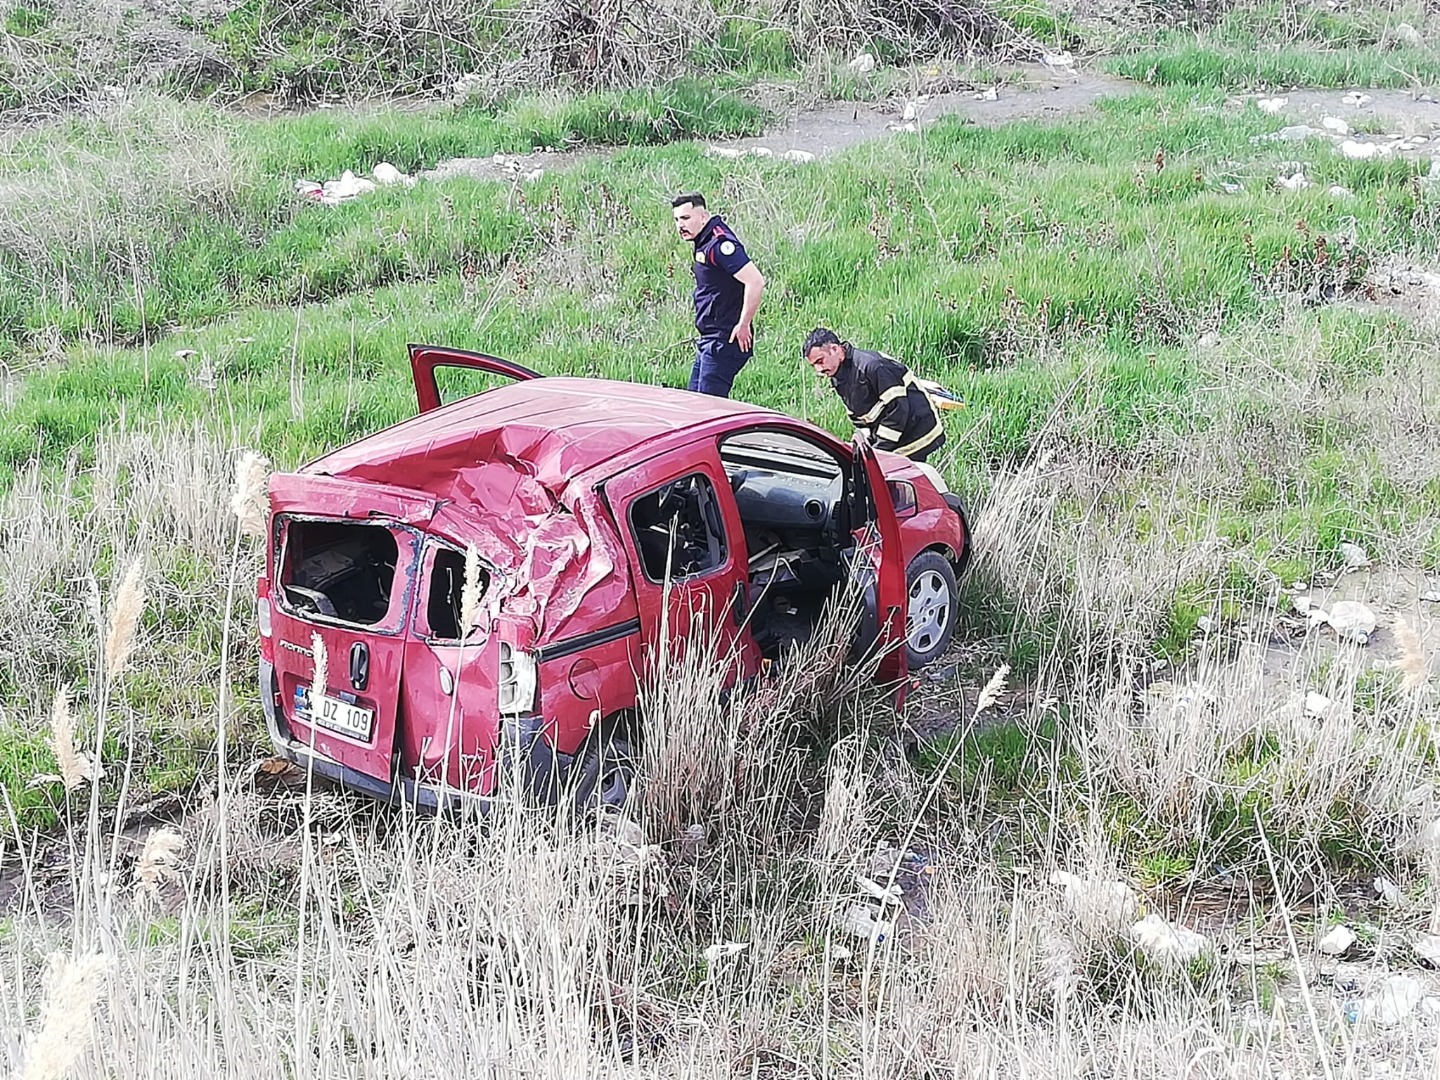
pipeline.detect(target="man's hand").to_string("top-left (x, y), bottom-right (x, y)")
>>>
top-left (730, 263), bottom-right (764, 354)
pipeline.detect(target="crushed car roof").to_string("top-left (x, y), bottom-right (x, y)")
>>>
top-left (305, 376), bottom-right (782, 498)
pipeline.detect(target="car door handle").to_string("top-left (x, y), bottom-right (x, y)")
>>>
top-left (350, 641), bottom-right (370, 690)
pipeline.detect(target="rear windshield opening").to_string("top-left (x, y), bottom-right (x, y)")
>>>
top-left (282, 521), bottom-right (399, 627)
top-left (426, 548), bottom-right (491, 640)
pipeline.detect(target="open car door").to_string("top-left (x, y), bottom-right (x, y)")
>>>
top-left (849, 434), bottom-right (909, 694)
top-left (409, 343), bottom-right (543, 413)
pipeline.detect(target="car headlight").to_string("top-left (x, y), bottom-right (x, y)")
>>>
top-left (498, 642), bottom-right (537, 715)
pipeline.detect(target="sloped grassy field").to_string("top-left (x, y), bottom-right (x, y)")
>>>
top-left (4, 49), bottom-right (1440, 1076)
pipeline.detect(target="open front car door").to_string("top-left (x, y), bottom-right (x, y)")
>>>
top-left (848, 433), bottom-right (909, 694)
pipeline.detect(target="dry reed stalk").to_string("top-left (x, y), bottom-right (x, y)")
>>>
top-left (18, 950), bottom-right (110, 1080)
top-left (1394, 620), bottom-right (1429, 693)
top-left (973, 664), bottom-right (1010, 720)
top-left (103, 555), bottom-right (146, 679)
top-left (135, 826), bottom-right (185, 899)
top-left (229, 449), bottom-right (270, 539)
top-left (460, 544), bottom-right (483, 635)
top-left (311, 633), bottom-right (328, 699)
top-left (48, 684), bottom-right (92, 792)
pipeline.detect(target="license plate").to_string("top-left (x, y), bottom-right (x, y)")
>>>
top-left (297, 686), bottom-right (374, 741)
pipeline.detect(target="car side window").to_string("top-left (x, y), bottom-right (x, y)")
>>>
top-left (420, 545), bottom-right (489, 640)
top-left (629, 473), bottom-right (728, 583)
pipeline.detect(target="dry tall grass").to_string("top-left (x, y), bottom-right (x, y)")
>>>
top-left (5, 298), bottom-right (1440, 1073)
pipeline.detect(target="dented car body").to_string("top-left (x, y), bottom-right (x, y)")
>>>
top-left (257, 345), bottom-right (971, 810)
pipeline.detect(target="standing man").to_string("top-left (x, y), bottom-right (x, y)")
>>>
top-left (672, 192), bottom-right (765, 398)
top-left (801, 327), bottom-right (947, 463)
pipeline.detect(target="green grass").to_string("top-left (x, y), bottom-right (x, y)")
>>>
top-left (1109, 41), bottom-right (1440, 89)
top-left (3, 76), bottom-right (1440, 867)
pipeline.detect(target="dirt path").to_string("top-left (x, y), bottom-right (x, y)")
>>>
top-left (421, 66), bottom-right (1132, 183)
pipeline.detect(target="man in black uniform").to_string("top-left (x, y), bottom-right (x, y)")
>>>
top-left (672, 192), bottom-right (766, 398)
top-left (801, 327), bottom-right (946, 463)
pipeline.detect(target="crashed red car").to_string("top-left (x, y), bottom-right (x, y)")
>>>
top-left (256, 345), bottom-right (971, 811)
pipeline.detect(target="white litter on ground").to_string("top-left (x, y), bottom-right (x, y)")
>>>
top-left (1328, 600), bottom-right (1378, 644)
top-left (1318, 924), bottom-right (1356, 955)
top-left (1366, 974), bottom-right (1424, 1026)
top-left (1132, 913), bottom-right (1210, 962)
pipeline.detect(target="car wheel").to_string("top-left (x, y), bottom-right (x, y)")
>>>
top-left (570, 726), bottom-right (637, 815)
top-left (904, 551), bottom-right (957, 669)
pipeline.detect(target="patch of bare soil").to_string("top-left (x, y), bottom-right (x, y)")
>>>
top-left (1346, 259), bottom-right (1440, 326)
top-left (419, 66), bottom-right (1133, 184)
top-left (1255, 86), bottom-right (1440, 139)
top-left (703, 66), bottom-right (1132, 160)
top-left (1239, 86), bottom-right (1440, 166)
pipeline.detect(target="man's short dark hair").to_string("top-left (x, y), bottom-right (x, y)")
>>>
top-left (802, 327), bottom-right (841, 357)
top-left (671, 192), bottom-right (706, 209)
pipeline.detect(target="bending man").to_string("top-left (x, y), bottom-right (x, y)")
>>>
top-left (802, 327), bottom-right (946, 463)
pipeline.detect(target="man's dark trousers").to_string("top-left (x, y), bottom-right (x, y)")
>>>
top-left (689, 337), bottom-right (751, 397)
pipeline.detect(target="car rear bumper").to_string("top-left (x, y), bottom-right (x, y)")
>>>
top-left (259, 659), bottom-right (571, 813)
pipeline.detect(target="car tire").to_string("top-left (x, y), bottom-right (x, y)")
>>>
top-left (904, 550), bottom-right (957, 669)
top-left (570, 725), bottom-right (637, 815)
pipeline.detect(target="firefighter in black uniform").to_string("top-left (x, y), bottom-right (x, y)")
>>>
top-left (801, 327), bottom-right (946, 463)
top-left (671, 192), bottom-right (766, 398)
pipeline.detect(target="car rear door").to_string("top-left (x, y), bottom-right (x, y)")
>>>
top-left (408, 343), bottom-right (543, 413)
top-left (267, 474), bottom-right (433, 784)
top-left (850, 435), bottom-right (909, 690)
top-left (398, 538), bottom-right (504, 796)
top-left (602, 446), bottom-right (761, 684)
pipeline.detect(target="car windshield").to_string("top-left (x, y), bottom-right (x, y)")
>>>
top-left (719, 429), bottom-right (843, 480)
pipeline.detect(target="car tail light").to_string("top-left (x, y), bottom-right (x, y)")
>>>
top-left (257, 579), bottom-right (272, 638)
top-left (498, 642), bottom-right (537, 715)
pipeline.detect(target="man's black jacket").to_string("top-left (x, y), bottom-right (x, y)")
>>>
top-left (830, 344), bottom-right (944, 459)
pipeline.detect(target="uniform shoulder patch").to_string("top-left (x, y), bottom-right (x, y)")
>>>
top-left (720, 240), bottom-right (736, 256)
top-left (695, 250), bottom-right (706, 263)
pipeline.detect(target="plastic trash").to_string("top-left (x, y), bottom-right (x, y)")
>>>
top-left (1318, 925), bottom-right (1355, 955)
top-left (1368, 974), bottom-right (1424, 1026)
top-left (1131, 912), bottom-right (1209, 962)
top-left (702, 941), bottom-right (749, 964)
top-left (781, 149), bottom-right (816, 164)
top-left (837, 903), bottom-right (892, 942)
top-left (848, 52), bottom-right (876, 73)
top-left (1413, 935), bottom-right (1440, 966)
top-left (856, 875), bottom-right (904, 905)
top-left (1339, 541), bottom-right (1371, 568)
top-left (1328, 600), bottom-right (1377, 644)
top-left (1256, 96), bottom-right (1288, 114)
top-left (1052, 870), bottom-right (1139, 926)
top-left (1374, 876), bottom-right (1404, 905)
top-left (372, 161), bottom-right (414, 186)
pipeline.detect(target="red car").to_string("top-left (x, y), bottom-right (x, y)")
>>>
top-left (257, 345), bottom-right (970, 811)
